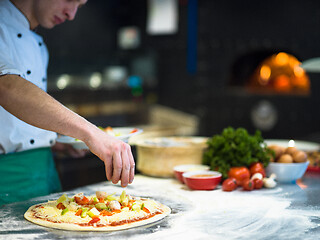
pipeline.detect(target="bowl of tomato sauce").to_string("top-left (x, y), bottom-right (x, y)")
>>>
top-left (182, 170), bottom-right (222, 190)
top-left (174, 164), bottom-right (210, 183)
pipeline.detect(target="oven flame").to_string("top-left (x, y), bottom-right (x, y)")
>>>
top-left (248, 52), bottom-right (310, 95)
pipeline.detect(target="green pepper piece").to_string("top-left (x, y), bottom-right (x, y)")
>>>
top-left (87, 211), bottom-right (94, 218)
top-left (95, 203), bottom-right (107, 210)
top-left (131, 202), bottom-right (140, 211)
top-left (61, 208), bottom-right (69, 216)
top-left (80, 208), bottom-right (88, 218)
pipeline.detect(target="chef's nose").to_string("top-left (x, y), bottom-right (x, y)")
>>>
top-left (64, 6), bottom-right (78, 21)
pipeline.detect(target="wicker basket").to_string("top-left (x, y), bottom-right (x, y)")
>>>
top-left (136, 137), bottom-right (208, 177)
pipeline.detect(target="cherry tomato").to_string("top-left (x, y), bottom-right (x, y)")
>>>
top-left (253, 178), bottom-right (263, 189)
top-left (228, 167), bottom-right (250, 186)
top-left (222, 178), bottom-right (238, 192)
top-left (249, 162), bottom-right (266, 178)
top-left (242, 179), bottom-right (255, 191)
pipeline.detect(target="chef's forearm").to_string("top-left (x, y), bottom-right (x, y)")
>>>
top-left (0, 74), bottom-right (95, 141)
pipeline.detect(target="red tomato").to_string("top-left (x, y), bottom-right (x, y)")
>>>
top-left (253, 178), bottom-right (263, 189)
top-left (249, 162), bottom-right (266, 178)
top-left (75, 209), bottom-right (82, 216)
top-left (222, 178), bottom-right (238, 192)
top-left (89, 216), bottom-right (100, 224)
top-left (112, 209), bottom-right (121, 214)
top-left (143, 207), bottom-right (150, 213)
top-left (228, 167), bottom-right (250, 186)
top-left (74, 196), bottom-right (89, 205)
top-left (100, 210), bottom-right (113, 216)
top-left (242, 179), bottom-right (255, 191)
top-left (56, 202), bottom-right (66, 210)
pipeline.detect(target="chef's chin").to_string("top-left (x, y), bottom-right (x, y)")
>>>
top-left (39, 20), bottom-right (56, 29)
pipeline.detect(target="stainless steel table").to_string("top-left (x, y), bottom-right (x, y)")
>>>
top-left (1, 173), bottom-right (320, 240)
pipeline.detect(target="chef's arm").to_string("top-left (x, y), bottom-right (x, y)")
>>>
top-left (0, 74), bottom-right (134, 187)
top-left (0, 74), bottom-right (88, 137)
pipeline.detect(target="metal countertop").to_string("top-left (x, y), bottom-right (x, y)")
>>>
top-left (1, 173), bottom-right (320, 240)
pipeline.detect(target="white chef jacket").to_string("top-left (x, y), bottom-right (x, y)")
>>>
top-left (0, 0), bottom-right (57, 154)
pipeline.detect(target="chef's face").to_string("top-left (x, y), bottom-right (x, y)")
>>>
top-left (32, 0), bottom-right (87, 29)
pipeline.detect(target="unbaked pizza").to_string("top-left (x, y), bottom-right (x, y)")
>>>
top-left (24, 191), bottom-right (171, 231)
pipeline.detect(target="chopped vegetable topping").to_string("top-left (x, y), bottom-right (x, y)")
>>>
top-left (89, 216), bottom-right (100, 224)
top-left (106, 193), bottom-right (117, 201)
top-left (120, 190), bottom-right (126, 203)
top-left (57, 194), bottom-right (68, 204)
top-left (131, 202), bottom-right (141, 211)
top-left (75, 209), bottom-right (82, 216)
top-left (50, 191), bottom-right (159, 224)
top-left (88, 207), bottom-right (100, 218)
top-left (95, 203), bottom-right (108, 210)
top-left (100, 210), bottom-right (113, 216)
top-left (122, 207), bottom-right (130, 212)
top-left (74, 195), bottom-right (90, 205)
top-left (80, 208), bottom-right (88, 218)
top-left (96, 191), bottom-right (108, 199)
top-left (61, 208), bottom-right (69, 215)
top-left (142, 207), bottom-right (150, 213)
top-left (112, 209), bottom-right (121, 214)
top-left (56, 202), bottom-right (66, 210)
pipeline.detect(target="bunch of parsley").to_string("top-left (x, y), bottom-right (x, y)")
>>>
top-left (202, 127), bottom-right (272, 178)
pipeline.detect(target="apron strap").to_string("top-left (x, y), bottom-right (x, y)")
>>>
top-left (0, 147), bottom-right (62, 205)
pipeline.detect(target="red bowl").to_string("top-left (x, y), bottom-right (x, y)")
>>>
top-left (182, 171), bottom-right (222, 190)
top-left (173, 164), bottom-right (210, 184)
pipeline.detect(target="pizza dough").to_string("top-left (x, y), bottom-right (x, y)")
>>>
top-left (24, 191), bottom-right (171, 231)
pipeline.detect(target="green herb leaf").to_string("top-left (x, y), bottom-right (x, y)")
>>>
top-left (202, 127), bottom-right (272, 178)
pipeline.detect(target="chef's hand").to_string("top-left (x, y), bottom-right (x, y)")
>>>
top-left (52, 142), bottom-right (88, 158)
top-left (84, 129), bottom-right (135, 188)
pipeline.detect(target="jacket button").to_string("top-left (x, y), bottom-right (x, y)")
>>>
top-left (17, 33), bottom-right (22, 38)
top-left (27, 70), bottom-right (31, 75)
top-left (30, 139), bottom-right (35, 144)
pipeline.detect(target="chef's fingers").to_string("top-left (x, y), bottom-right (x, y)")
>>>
top-left (128, 147), bottom-right (135, 184)
top-left (105, 151), bottom-right (113, 181)
top-left (112, 150), bottom-right (122, 184)
top-left (120, 147), bottom-right (130, 187)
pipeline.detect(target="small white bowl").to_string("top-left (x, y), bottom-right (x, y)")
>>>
top-left (266, 161), bottom-right (309, 183)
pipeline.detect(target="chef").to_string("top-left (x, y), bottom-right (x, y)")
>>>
top-left (0, 0), bottom-right (135, 205)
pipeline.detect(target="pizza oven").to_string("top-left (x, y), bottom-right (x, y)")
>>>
top-left (229, 51), bottom-right (310, 94)
top-left (204, 50), bottom-right (320, 141)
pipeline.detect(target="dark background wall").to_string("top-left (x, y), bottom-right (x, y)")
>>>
top-left (38, 0), bottom-right (320, 141)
